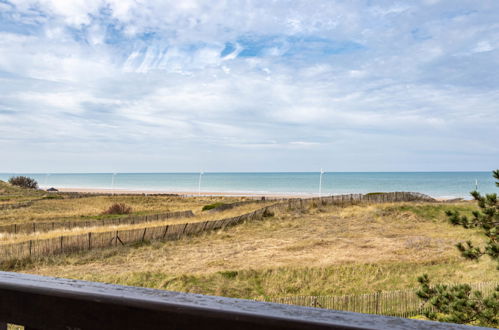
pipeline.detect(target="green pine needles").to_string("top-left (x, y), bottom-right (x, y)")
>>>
top-left (417, 170), bottom-right (499, 327)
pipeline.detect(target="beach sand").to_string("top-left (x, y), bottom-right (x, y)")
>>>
top-left (50, 187), bottom-right (460, 201)
top-left (54, 187), bottom-right (313, 199)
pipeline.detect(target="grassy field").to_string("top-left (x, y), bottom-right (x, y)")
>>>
top-left (0, 201), bottom-right (274, 244)
top-left (0, 180), bottom-right (255, 225)
top-left (3, 195), bottom-right (495, 300)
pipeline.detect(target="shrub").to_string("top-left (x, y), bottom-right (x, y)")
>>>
top-left (8, 176), bottom-right (38, 189)
top-left (218, 270), bottom-right (238, 279)
top-left (202, 202), bottom-right (226, 211)
top-left (102, 203), bottom-right (132, 215)
top-left (365, 192), bottom-right (384, 196)
top-left (263, 209), bottom-right (274, 217)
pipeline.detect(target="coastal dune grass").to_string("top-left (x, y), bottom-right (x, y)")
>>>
top-left (0, 193), bottom-right (248, 225)
top-left (9, 201), bottom-right (496, 300)
top-left (0, 201), bottom-right (274, 244)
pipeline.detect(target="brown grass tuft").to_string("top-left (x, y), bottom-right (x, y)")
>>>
top-left (102, 203), bottom-right (132, 215)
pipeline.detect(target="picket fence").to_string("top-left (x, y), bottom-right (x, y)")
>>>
top-left (0, 192), bottom-right (434, 262)
top-left (0, 210), bottom-right (195, 235)
top-left (259, 281), bottom-right (498, 318)
top-left (0, 204), bottom-right (277, 262)
top-left (0, 199), bottom-right (41, 210)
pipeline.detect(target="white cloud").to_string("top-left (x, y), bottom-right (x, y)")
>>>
top-left (0, 0), bottom-right (498, 172)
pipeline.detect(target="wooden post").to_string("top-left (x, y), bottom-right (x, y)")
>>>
top-left (162, 225), bottom-right (169, 239)
top-left (32, 222), bottom-right (36, 233)
top-left (141, 228), bottom-right (147, 242)
top-left (375, 291), bottom-right (381, 314)
top-left (115, 231), bottom-right (119, 246)
top-left (60, 236), bottom-right (63, 253)
top-left (29, 240), bottom-right (32, 257)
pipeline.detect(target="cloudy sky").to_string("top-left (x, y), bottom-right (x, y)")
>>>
top-left (0, 0), bottom-right (498, 172)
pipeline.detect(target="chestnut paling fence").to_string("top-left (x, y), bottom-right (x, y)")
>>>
top-left (0, 199), bottom-right (42, 211)
top-left (0, 210), bottom-right (194, 235)
top-left (259, 281), bottom-right (499, 318)
top-left (0, 192), bottom-right (434, 262)
top-left (0, 205), bottom-right (276, 261)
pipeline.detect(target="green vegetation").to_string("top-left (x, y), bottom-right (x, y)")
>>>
top-left (417, 170), bottom-right (499, 327)
top-left (5, 201), bottom-right (495, 299)
top-left (383, 203), bottom-right (477, 222)
top-left (8, 176), bottom-right (38, 189)
top-left (2, 181), bottom-right (496, 324)
top-left (0, 180), bottom-right (44, 197)
top-left (202, 202), bottom-right (226, 211)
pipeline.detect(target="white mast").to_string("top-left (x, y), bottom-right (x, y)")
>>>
top-left (319, 168), bottom-right (324, 197)
top-left (111, 173), bottom-right (117, 195)
top-left (198, 171), bottom-right (204, 196)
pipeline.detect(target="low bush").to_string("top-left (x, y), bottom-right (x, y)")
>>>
top-left (102, 203), bottom-right (132, 215)
top-left (202, 202), bottom-right (226, 211)
top-left (263, 209), bottom-right (274, 217)
top-left (8, 176), bottom-right (38, 189)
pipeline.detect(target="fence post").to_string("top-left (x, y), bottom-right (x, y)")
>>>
top-left (88, 232), bottom-right (92, 250)
top-left (141, 228), bottom-right (147, 242)
top-left (60, 236), bottom-right (63, 253)
top-left (375, 291), bottom-right (381, 314)
top-left (29, 240), bottom-right (32, 257)
top-left (162, 225), bottom-right (169, 239)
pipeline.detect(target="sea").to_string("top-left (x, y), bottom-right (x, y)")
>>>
top-left (0, 172), bottom-right (496, 199)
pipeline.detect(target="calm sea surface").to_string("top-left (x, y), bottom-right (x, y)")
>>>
top-left (0, 172), bottom-right (496, 198)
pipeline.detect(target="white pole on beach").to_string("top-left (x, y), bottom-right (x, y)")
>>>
top-left (44, 173), bottom-right (50, 189)
top-left (198, 171), bottom-right (204, 196)
top-left (111, 173), bottom-right (117, 195)
top-left (319, 168), bottom-right (324, 197)
top-left (475, 179), bottom-right (478, 191)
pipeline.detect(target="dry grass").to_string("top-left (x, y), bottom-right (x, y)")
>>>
top-left (11, 201), bottom-right (496, 298)
top-left (0, 194), bottom-right (250, 224)
top-left (0, 201), bottom-right (274, 244)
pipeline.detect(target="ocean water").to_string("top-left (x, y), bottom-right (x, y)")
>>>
top-left (0, 172), bottom-right (496, 198)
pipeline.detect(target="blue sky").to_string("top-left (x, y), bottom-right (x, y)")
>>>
top-left (0, 0), bottom-right (498, 172)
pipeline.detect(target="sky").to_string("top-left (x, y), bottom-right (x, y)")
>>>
top-left (0, 0), bottom-right (498, 173)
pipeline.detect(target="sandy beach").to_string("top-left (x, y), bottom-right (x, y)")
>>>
top-left (50, 187), bottom-right (461, 201)
top-left (54, 187), bottom-right (314, 199)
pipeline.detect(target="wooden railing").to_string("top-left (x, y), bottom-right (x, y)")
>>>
top-left (0, 272), bottom-right (488, 330)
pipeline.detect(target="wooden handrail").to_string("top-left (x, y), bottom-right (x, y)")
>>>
top-left (0, 271), bottom-right (487, 330)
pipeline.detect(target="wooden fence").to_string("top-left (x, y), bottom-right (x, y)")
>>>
top-left (2, 272), bottom-right (476, 330)
top-left (0, 210), bottom-right (194, 235)
top-left (259, 281), bottom-right (498, 318)
top-left (0, 192), bottom-right (435, 262)
top-left (281, 191), bottom-right (435, 210)
top-left (0, 199), bottom-right (42, 210)
top-left (0, 205), bottom-right (277, 262)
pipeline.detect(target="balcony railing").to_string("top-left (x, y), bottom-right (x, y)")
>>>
top-left (0, 271), bottom-right (488, 330)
